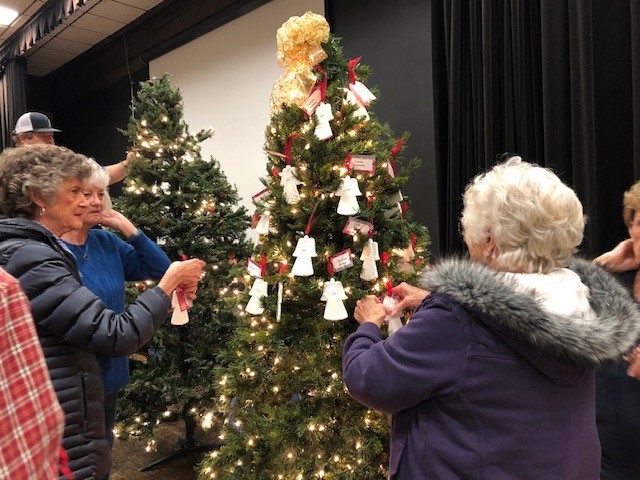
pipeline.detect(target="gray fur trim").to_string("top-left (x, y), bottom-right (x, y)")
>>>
top-left (418, 257), bottom-right (640, 366)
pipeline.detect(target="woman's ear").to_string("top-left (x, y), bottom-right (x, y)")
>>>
top-left (29, 189), bottom-right (46, 209)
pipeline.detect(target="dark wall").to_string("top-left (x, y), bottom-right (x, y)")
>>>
top-left (326, 0), bottom-right (440, 255)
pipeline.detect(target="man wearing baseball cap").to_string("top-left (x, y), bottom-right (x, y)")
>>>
top-left (12, 111), bottom-right (132, 185)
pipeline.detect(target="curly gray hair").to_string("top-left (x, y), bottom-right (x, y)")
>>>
top-left (85, 159), bottom-right (112, 212)
top-left (0, 145), bottom-right (93, 218)
top-left (460, 157), bottom-right (585, 274)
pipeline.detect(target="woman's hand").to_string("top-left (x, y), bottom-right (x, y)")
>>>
top-left (594, 239), bottom-right (640, 272)
top-left (389, 282), bottom-right (429, 315)
top-left (157, 259), bottom-right (206, 297)
top-left (354, 295), bottom-right (387, 327)
top-left (100, 209), bottom-right (137, 237)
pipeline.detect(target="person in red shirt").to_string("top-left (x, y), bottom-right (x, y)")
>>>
top-left (0, 267), bottom-right (71, 479)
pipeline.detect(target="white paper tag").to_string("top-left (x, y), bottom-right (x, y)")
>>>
top-left (302, 89), bottom-right (322, 116)
top-left (330, 249), bottom-right (354, 272)
top-left (342, 218), bottom-right (374, 236)
top-left (351, 155), bottom-right (376, 174)
top-left (247, 258), bottom-right (263, 278)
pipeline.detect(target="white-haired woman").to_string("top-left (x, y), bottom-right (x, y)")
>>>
top-left (0, 145), bottom-right (205, 479)
top-left (343, 157), bottom-right (640, 480)
top-left (60, 161), bottom-right (171, 477)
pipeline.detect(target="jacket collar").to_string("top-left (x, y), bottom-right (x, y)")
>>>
top-left (419, 257), bottom-right (640, 367)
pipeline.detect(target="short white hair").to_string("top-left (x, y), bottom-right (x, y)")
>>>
top-left (85, 159), bottom-right (112, 212)
top-left (461, 157), bottom-right (585, 273)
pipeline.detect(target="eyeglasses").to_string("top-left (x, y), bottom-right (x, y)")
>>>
top-left (457, 220), bottom-right (464, 237)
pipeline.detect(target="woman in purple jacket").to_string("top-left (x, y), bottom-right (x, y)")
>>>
top-left (343, 157), bottom-right (640, 480)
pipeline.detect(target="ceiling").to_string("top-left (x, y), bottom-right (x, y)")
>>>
top-left (0, 0), bottom-right (165, 76)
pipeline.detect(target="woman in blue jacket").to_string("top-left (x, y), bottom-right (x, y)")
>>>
top-left (343, 157), bottom-right (640, 480)
top-left (61, 161), bottom-right (171, 466)
top-left (0, 145), bottom-right (204, 480)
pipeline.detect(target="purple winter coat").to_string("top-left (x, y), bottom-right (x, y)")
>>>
top-left (343, 258), bottom-right (640, 480)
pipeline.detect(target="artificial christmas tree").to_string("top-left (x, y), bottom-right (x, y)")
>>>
top-left (114, 74), bottom-right (251, 462)
top-left (199, 12), bottom-right (429, 480)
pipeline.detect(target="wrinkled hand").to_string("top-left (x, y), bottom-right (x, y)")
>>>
top-left (158, 259), bottom-right (206, 298)
top-left (624, 346), bottom-right (640, 380)
top-left (594, 239), bottom-right (640, 272)
top-left (354, 295), bottom-right (387, 327)
top-left (389, 282), bottom-right (429, 316)
top-left (99, 209), bottom-right (137, 237)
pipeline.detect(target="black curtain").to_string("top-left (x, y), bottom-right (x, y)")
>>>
top-left (433, 0), bottom-right (636, 258)
top-left (0, 57), bottom-right (27, 150)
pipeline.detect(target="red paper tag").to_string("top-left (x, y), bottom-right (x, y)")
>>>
top-left (247, 258), bottom-right (263, 278)
top-left (330, 249), bottom-right (354, 273)
top-left (351, 155), bottom-right (376, 174)
top-left (342, 217), bottom-right (374, 236)
top-left (252, 188), bottom-right (270, 203)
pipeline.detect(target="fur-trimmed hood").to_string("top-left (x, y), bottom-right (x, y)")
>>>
top-left (419, 257), bottom-right (640, 370)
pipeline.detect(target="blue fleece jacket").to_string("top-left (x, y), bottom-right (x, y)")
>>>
top-left (63, 229), bottom-right (170, 394)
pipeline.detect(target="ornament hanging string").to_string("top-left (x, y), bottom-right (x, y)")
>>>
top-left (345, 152), bottom-right (352, 174)
top-left (385, 280), bottom-right (393, 297)
top-left (279, 263), bottom-right (289, 275)
top-left (381, 252), bottom-right (389, 266)
top-left (389, 138), bottom-right (404, 176)
top-left (316, 65), bottom-right (328, 102)
top-left (410, 233), bottom-right (417, 250)
top-left (348, 56), bottom-right (362, 84)
top-left (175, 254), bottom-right (191, 311)
top-left (260, 251), bottom-right (268, 276)
top-left (305, 201), bottom-right (321, 235)
top-left (326, 253), bottom-right (335, 277)
top-left (285, 133), bottom-right (301, 164)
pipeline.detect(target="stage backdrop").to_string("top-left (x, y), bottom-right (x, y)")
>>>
top-left (149, 0), bottom-right (324, 228)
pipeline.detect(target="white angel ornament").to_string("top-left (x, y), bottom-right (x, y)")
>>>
top-left (280, 165), bottom-right (302, 204)
top-left (321, 278), bottom-right (348, 321)
top-left (382, 295), bottom-right (403, 334)
top-left (360, 238), bottom-right (380, 281)
top-left (336, 176), bottom-right (362, 216)
top-left (314, 102), bottom-right (334, 140)
top-left (344, 88), bottom-right (370, 122)
top-left (291, 235), bottom-right (317, 277)
top-left (254, 211), bottom-right (271, 235)
top-left (246, 278), bottom-right (269, 315)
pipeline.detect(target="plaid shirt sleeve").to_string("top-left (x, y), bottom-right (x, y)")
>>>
top-left (0, 268), bottom-right (65, 479)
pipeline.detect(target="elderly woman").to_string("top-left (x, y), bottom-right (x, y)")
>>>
top-left (0, 145), bottom-right (205, 479)
top-left (343, 157), bottom-right (640, 480)
top-left (60, 160), bottom-right (171, 469)
top-left (593, 180), bottom-right (640, 480)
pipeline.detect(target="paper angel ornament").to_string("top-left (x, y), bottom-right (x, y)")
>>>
top-left (345, 88), bottom-right (370, 122)
top-left (314, 102), bottom-right (334, 140)
top-left (254, 211), bottom-right (271, 235)
top-left (291, 235), bottom-right (317, 276)
top-left (246, 278), bottom-right (269, 315)
top-left (321, 278), bottom-right (348, 321)
top-left (385, 191), bottom-right (404, 219)
top-left (280, 165), bottom-right (302, 204)
top-left (336, 176), bottom-right (362, 215)
top-left (171, 289), bottom-right (193, 325)
top-left (349, 80), bottom-right (377, 106)
top-left (383, 296), bottom-right (403, 334)
top-left (360, 238), bottom-right (380, 281)
top-left (393, 244), bottom-right (416, 273)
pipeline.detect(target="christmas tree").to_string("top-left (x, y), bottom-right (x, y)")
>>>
top-left (198, 13), bottom-right (429, 480)
top-left (114, 74), bottom-right (251, 454)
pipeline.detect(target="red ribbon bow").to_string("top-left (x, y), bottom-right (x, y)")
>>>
top-left (389, 138), bottom-right (404, 176)
top-left (348, 56), bottom-right (362, 84)
top-left (260, 251), bottom-right (268, 276)
top-left (316, 65), bottom-right (328, 102)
